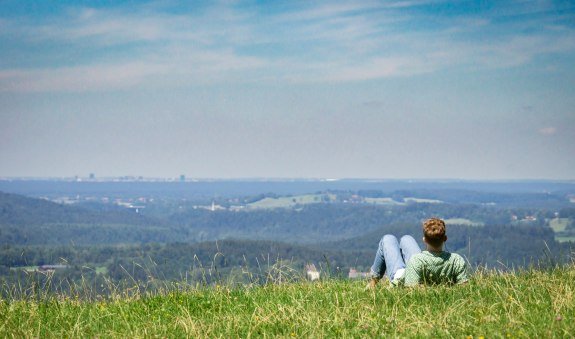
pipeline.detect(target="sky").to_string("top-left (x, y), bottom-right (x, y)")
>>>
top-left (0, 0), bottom-right (574, 180)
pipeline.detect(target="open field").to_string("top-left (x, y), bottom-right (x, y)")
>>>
top-left (247, 194), bottom-right (445, 209)
top-left (550, 218), bottom-right (571, 232)
top-left (1, 265), bottom-right (573, 337)
top-left (444, 218), bottom-right (485, 227)
top-left (364, 197), bottom-right (401, 205)
top-left (364, 197), bottom-right (444, 205)
top-left (549, 218), bottom-right (575, 243)
top-left (403, 197), bottom-right (443, 204)
top-left (246, 194), bottom-right (335, 209)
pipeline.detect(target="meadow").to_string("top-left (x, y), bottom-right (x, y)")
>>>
top-left (1, 264), bottom-right (573, 338)
top-left (246, 194), bottom-right (336, 209)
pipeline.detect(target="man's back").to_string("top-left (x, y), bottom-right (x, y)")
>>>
top-left (403, 251), bottom-right (468, 286)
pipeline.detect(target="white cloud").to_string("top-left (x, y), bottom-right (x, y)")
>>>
top-left (13, 9), bottom-right (206, 46)
top-left (0, 46), bottom-right (271, 92)
top-left (0, 62), bottom-right (167, 92)
top-left (0, 0), bottom-right (574, 91)
top-left (310, 57), bottom-right (435, 82)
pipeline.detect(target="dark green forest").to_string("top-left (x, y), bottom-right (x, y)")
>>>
top-left (1, 185), bottom-right (574, 295)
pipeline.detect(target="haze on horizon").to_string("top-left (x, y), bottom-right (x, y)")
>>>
top-left (1, 1), bottom-right (574, 180)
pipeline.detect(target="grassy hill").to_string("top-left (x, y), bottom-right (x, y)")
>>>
top-left (1, 265), bottom-right (573, 337)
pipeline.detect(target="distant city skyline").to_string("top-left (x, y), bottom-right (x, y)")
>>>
top-left (1, 175), bottom-right (575, 183)
top-left (1, 1), bottom-right (574, 180)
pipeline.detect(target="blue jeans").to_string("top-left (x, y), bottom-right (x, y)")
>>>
top-left (370, 234), bottom-right (422, 280)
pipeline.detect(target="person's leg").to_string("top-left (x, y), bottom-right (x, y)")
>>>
top-left (383, 235), bottom-right (408, 280)
top-left (369, 235), bottom-right (388, 280)
top-left (399, 235), bottom-right (422, 265)
top-left (370, 234), bottom-right (405, 281)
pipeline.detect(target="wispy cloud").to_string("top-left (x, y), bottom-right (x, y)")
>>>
top-left (9, 8), bottom-right (212, 46)
top-left (0, 0), bottom-right (573, 92)
top-left (0, 62), bottom-right (167, 92)
top-left (0, 48), bottom-right (270, 92)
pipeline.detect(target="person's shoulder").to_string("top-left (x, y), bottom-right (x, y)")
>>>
top-left (406, 252), bottom-right (429, 267)
top-left (408, 251), bottom-right (434, 267)
top-left (449, 252), bottom-right (465, 260)
top-left (447, 252), bottom-right (467, 265)
top-left (410, 252), bottom-right (428, 261)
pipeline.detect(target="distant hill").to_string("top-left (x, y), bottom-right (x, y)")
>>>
top-left (0, 191), bottom-right (158, 226)
top-left (0, 191), bottom-right (168, 245)
top-left (167, 204), bottom-right (399, 244)
top-left (1, 179), bottom-right (573, 199)
top-left (0, 191), bottom-right (572, 268)
top-left (0, 192), bottom-right (392, 245)
top-left (319, 222), bottom-right (568, 268)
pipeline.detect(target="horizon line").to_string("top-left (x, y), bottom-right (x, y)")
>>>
top-left (0, 176), bottom-right (574, 183)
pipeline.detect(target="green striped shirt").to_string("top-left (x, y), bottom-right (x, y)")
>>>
top-left (401, 251), bottom-right (468, 286)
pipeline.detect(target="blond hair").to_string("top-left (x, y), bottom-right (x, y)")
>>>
top-left (423, 218), bottom-right (446, 247)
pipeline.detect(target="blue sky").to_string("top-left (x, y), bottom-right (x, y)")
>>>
top-left (0, 0), bottom-right (574, 179)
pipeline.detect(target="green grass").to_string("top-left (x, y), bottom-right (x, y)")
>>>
top-left (549, 218), bottom-right (575, 243)
top-left (1, 265), bottom-right (574, 337)
top-left (550, 218), bottom-right (571, 233)
top-left (247, 194), bottom-right (335, 209)
top-left (364, 197), bottom-right (401, 205)
top-left (95, 266), bottom-right (108, 275)
top-left (444, 218), bottom-right (484, 227)
top-left (364, 197), bottom-right (444, 205)
top-left (248, 195), bottom-right (445, 209)
top-left (403, 197), bottom-right (444, 204)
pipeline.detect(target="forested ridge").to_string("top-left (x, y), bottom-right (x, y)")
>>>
top-left (0, 191), bottom-right (160, 226)
top-left (1, 188), bottom-right (574, 294)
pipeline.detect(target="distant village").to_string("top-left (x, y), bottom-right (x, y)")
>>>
top-left (40, 192), bottom-right (550, 227)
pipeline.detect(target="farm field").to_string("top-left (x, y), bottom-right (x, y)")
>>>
top-left (556, 236), bottom-right (575, 243)
top-left (444, 218), bottom-right (484, 227)
top-left (549, 218), bottom-right (575, 243)
top-left (246, 194), bottom-right (335, 209)
top-left (550, 218), bottom-right (571, 232)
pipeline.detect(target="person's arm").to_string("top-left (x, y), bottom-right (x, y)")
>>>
top-left (403, 258), bottom-right (423, 287)
top-left (454, 256), bottom-right (469, 284)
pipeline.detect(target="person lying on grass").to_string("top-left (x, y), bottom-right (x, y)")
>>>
top-left (367, 217), bottom-right (468, 288)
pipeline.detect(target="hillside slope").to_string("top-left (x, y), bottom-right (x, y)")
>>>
top-left (0, 191), bottom-right (157, 226)
top-left (1, 265), bottom-right (574, 337)
top-left (0, 191), bottom-right (168, 245)
top-left (320, 222), bottom-right (566, 267)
